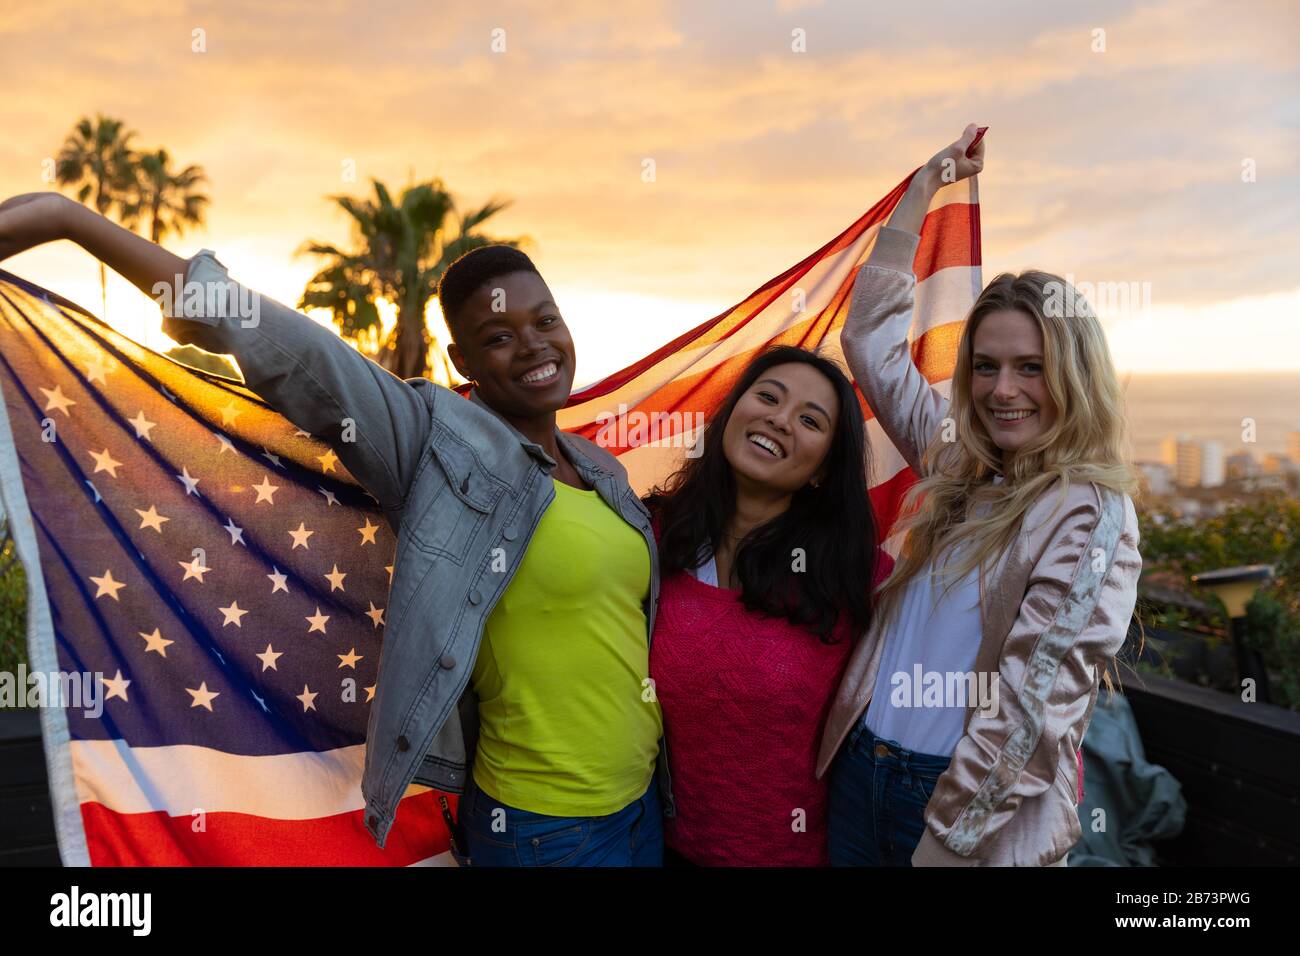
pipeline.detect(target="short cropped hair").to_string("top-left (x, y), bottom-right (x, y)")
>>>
top-left (437, 245), bottom-right (541, 342)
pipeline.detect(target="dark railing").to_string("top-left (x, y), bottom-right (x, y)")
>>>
top-left (0, 708), bottom-right (58, 865)
top-left (1124, 670), bottom-right (1300, 866)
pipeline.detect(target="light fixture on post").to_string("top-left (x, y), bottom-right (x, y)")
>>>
top-left (1190, 564), bottom-right (1274, 704)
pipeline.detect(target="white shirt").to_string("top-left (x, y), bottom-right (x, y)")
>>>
top-left (863, 475), bottom-right (1003, 757)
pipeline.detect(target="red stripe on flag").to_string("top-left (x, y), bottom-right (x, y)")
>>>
top-left (80, 790), bottom-right (454, 866)
top-left (914, 200), bottom-right (981, 280)
top-left (867, 463), bottom-right (921, 543)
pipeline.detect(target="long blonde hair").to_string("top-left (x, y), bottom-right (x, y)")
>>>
top-left (873, 270), bottom-right (1140, 633)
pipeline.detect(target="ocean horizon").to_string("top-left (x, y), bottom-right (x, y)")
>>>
top-left (1120, 371), bottom-right (1300, 463)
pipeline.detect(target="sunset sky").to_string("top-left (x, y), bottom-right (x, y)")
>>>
top-left (1, 0), bottom-right (1297, 384)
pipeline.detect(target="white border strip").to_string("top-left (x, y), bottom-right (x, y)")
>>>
top-left (0, 361), bottom-right (91, 866)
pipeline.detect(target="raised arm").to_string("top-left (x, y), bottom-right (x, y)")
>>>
top-left (0, 192), bottom-right (188, 299)
top-left (0, 193), bottom-right (433, 517)
top-left (840, 125), bottom-right (984, 477)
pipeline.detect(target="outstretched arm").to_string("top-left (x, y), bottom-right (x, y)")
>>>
top-left (839, 125), bottom-right (985, 477)
top-left (0, 193), bottom-right (433, 519)
top-left (0, 192), bottom-right (188, 299)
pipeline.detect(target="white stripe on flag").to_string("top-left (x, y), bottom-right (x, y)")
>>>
top-left (69, 739), bottom-right (430, 818)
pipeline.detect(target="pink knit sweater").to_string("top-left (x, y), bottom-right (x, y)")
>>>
top-left (650, 548), bottom-right (894, 866)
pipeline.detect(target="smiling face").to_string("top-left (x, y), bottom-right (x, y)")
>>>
top-left (721, 361), bottom-right (840, 496)
top-left (446, 271), bottom-right (576, 422)
top-left (969, 308), bottom-right (1058, 454)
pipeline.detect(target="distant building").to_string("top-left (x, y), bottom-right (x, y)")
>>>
top-left (1201, 440), bottom-right (1224, 487)
top-left (1160, 435), bottom-right (1180, 468)
top-left (1251, 474), bottom-right (1290, 492)
top-left (1226, 452), bottom-right (1261, 480)
top-left (1136, 461), bottom-right (1173, 495)
top-left (1263, 452), bottom-right (1294, 476)
top-left (1162, 434), bottom-right (1198, 487)
top-left (1288, 429), bottom-right (1300, 464)
top-left (1159, 434), bottom-right (1230, 488)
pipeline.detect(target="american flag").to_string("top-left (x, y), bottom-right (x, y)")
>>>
top-left (0, 169), bottom-right (978, 866)
top-left (562, 171), bottom-right (981, 545)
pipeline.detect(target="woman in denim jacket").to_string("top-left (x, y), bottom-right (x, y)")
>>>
top-left (0, 201), bottom-right (666, 866)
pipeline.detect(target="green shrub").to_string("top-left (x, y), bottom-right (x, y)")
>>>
top-left (0, 521), bottom-right (30, 705)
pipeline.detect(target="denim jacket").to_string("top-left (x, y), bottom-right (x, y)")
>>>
top-left (162, 249), bottom-right (675, 849)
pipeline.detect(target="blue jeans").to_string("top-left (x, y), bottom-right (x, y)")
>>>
top-left (460, 774), bottom-right (663, 867)
top-left (827, 717), bottom-right (951, 866)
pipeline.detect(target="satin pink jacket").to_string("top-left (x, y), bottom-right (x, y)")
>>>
top-left (816, 225), bottom-right (1143, 867)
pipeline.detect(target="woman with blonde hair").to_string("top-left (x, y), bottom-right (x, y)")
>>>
top-left (819, 124), bottom-right (1143, 867)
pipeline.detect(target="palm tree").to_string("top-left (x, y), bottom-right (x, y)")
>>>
top-left (55, 115), bottom-right (139, 319)
top-left (121, 148), bottom-right (209, 244)
top-left (298, 179), bottom-right (524, 383)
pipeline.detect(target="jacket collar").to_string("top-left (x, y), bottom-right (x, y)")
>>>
top-left (466, 387), bottom-right (609, 482)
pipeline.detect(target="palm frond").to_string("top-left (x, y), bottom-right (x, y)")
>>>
top-left (299, 176), bottom-right (522, 379)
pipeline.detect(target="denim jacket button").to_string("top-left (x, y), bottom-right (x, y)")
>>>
top-left (502, 526), bottom-right (517, 541)
top-left (396, 735), bottom-right (410, 752)
top-left (367, 813), bottom-right (378, 828)
top-left (439, 654), bottom-right (456, 670)
top-left (469, 590), bottom-right (482, 605)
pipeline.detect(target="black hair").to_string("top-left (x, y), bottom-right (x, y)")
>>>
top-left (437, 245), bottom-right (541, 342)
top-left (645, 345), bottom-right (881, 643)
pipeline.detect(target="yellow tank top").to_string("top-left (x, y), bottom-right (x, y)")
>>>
top-left (469, 478), bottom-right (661, 815)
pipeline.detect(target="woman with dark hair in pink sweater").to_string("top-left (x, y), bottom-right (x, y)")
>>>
top-left (645, 345), bottom-right (894, 866)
